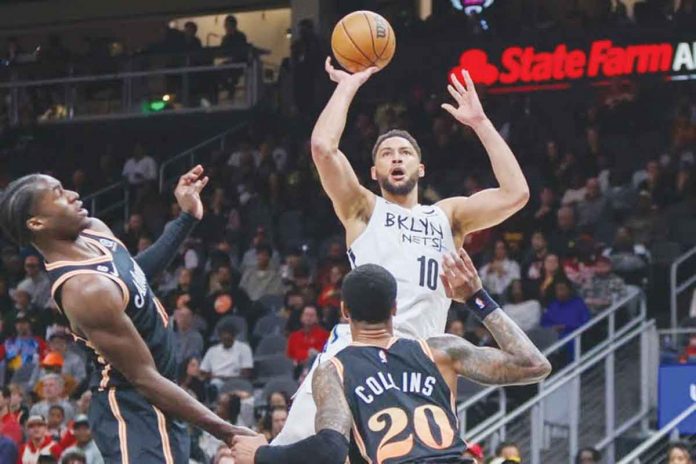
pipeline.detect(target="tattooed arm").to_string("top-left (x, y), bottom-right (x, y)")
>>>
top-left (312, 360), bottom-right (353, 438)
top-left (428, 249), bottom-right (551, 385)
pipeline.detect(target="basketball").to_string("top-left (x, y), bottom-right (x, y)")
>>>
top-left (331, 10), bottom-right (396, 73)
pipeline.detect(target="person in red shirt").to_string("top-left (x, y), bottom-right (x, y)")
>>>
top-left (287, 305), bottom-right (329, 365)
top-left (679, 334), bottom-right (696, 363)
top-left (17, 415), bottom-right (61, 464)
top-left (0, 387), bottom-right (22, 447)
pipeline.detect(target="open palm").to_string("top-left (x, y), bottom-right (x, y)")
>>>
top-left (441, 69), bottom-right (488, 127)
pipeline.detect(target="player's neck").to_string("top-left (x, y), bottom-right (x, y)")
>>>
top-left (380, 189), bottom-right (419, 209)
top-left (351, 322), bottom-right (394, 347)
top-left (35, 235), bottom-right (102, 264)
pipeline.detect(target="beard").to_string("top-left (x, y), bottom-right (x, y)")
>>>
top-left (377, 172), bottom-right (419, 196)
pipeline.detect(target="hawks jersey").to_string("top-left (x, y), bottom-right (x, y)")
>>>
top-left (331, 338), bottom-right (466, 464)
top-left (348, 196), bottom-right (456, 339)
top-left (47, 229), bottom-right (175, 391)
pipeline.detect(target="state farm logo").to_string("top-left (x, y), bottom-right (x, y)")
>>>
top-left (451, 39), bottom-right (696, 90)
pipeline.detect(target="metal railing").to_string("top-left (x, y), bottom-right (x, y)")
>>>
top-left (670, 245), bottom-right (696, 329)
top-left (82, 181), bottom-right (130, 224)
top-left (464, 319), bottom-right (655, 464)
top-left (617, 402), bottom-right (696, 464)
top-left (158, 122), bottom-right (247, 192)
top-left (458, 287), bottom-right (645, 439)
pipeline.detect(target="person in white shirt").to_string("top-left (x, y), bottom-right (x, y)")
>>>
top-left (479, 240), bottom-right (521, 298)
top-left (502, 279), bottom-right (542, 332)
top-left (121, 144), bottom-right (158, 186)
top-left (15, 255), bottom-right (51, 309)
top-left (200, 320), bottom-right (253, 392)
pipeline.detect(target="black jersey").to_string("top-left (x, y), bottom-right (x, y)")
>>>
top-left (47, 228), bottom-right (176, 391)
top-left (331, 337), bottom-right (466, 464)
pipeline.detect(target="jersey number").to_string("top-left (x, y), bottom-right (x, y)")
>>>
top-left (417, 256), bottom-right (439, 290)
top-left (367, 404), bottom-right (455, 464)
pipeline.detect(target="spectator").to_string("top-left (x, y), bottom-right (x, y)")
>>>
top-left (15, 255), bottom-right (51, 309)
top-left (118, 213), bottom-right (147, 255)
top-left (538, 253), bottom-right (565, 304)
top-left (479, 240), bottom-right (521, 299)
top-left (172, 305), bottom-right (204, 365)
top-left (446, 318), bottom-right (465, 338)
top-left (45, 332), bottom-right (85, 385)
top-left (60, 451), bottom-right (86, 464)
top-left (221, 15), bottom-right (248, 62)
top-left (549, 206), bottom-right (579, 258)
top-left (522, 231), bottom-right (550, 284)
top-left (317, 265), bottom-right (343, 310)
top-left (8, 383), bottom-right (28, 425)
top-left (0, 435), bottom-right (17, 464)
top-left (495, 441), bottom-right (522, 461)
top-left (18, 415), bottom-right (62, 463)
top-left (602, 226), bottom-right (650, 285)
top-left (502, 279), bottom-right (542, 331)
top-left (678, 334), bottom-right (696, 363)
top-left (29, 374), bottom-right (75, 423)
top-left (287, 305), bottom-right (329, 365)
top-left (0, 386), bottom-right (22, 446)
top-left (0, 312), bottom-right (47, 376)
top-left (183, 21), bottom-right (202, 51)
top-left (581, 257), bottom-right (627, 313)
top-left (239, 243), bottom-right (285, 301)
top-left (239, 228), bottom-right (281, 272)
top-left (666, 442), bottom-right (693, 464)
top-left (267, 391), bottom-right (290, 411)
top-left (121, 144), bottom-right (158, 187)
top-left (261, 406), bottom-right (288, 442)
top-left (178, 356), bottom-right (206, 401)
top-left (46, 405), bottom-right (67, 443)
top-left (316, 241), bottom-right (349, 287)
top-left (31, 352), bottom-right (77, 399)
top-left (576, 177), bottom-right (610, 231)
top-left (532, 187), bottom-right (558, 234)
top-left (542, 279), bottom-right (591, 350)
top-left (291, 18), bottom-right (323, 115)
top-left (59, 415), bottom-right (103, 464)
top-left (624, 190), bottom-right (659, 245)
top-left (200, 320), bottom-right (253, 390)
top-left (576, 446), bottom-right (601, 464)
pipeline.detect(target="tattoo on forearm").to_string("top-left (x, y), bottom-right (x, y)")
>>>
top-left (429, 309), bottom-right (551, 385)
top-left (312, 362), bottom-right (352, 440)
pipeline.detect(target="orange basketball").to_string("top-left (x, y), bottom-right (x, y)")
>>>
top-left (331, 10), bottom-right (396, 73)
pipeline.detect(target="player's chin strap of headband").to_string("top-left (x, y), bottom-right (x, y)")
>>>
top-left (255, 429), bottom-right (348, 464)
top-left (465, 288), bottom-right (499, 321)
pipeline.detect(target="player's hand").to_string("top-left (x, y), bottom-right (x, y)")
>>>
top-left (174, 164), bottom-right (209, 220)
top-left (325, 57), bottom-right (378, 88)
top-left (440, 248), bottom-right (483, 303)
top-left (231, 433), bottom-right (269, 464)
top-left (441, 69), bottom-right (488, 128)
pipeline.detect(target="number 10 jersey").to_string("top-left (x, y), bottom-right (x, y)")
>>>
top-left (348, 196), bottom-right (456, 339)
top-left (330, 338), bottom-right (466, 464)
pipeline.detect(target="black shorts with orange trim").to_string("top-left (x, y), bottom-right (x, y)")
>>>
top-left (90, 388), bottom-right (190, 464)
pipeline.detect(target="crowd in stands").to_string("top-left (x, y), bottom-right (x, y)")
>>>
top-left (1, 2), bottom-right (696, 463)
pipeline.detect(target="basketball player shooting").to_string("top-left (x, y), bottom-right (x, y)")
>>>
top-left (232, 250), bottom-right (551, 464)
top-left (0, 166), bottom-right (253, 463)
top-left (273, 58), bottom-right (530, 445)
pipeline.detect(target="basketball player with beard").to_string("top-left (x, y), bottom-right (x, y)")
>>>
top-left (272, 59), bottom-right (530, 445)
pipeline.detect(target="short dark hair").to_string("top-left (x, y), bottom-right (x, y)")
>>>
top-left (575, 447), bottom-right (601, 463)
top-left (184, 21), bottom-right (197, 31)
top-left (256, 242), bottom-right (273, 256)
top-left (0, 174), bottom-right (47, 245)
top-left (371, 130), bottom-right (422, 161)
top-left (48, 404), bottom-right (65, 415)
top-left (226, 15), bottom-right (238, 27)
top-left (341, 264), bottom-right (396, 323)
top-left (495, 441), bottom-right (520, 456)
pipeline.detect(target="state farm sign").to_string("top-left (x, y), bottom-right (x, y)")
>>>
top-left (451, 39), bottom-right (696, 91)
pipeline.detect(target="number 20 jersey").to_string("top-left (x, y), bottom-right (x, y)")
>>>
top-left (347, 196), bottom-right (456, 339)
top-left (330, 338), bottom-right (466, 464)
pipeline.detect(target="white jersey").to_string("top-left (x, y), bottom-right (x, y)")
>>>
top-left (348, 196), bottom-right (456, 339)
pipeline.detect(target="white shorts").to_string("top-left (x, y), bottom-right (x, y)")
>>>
top-left (270, 323), bottom-right (352, 445)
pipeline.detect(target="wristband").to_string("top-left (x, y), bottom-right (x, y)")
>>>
top-left (465, 288), bottom-right (499, 321)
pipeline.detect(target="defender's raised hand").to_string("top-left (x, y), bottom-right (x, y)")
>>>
top-left (325, 57), bottom-right (379, 87)
top-left (174, 164), bottom-right (209, 220)
top-left (441, 69), bottom-right (488, 128)
top-left (440, 248), bottom-right (483, 303)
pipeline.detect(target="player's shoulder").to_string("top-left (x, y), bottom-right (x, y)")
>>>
top-left (61, 273), bottom-right (124, 310)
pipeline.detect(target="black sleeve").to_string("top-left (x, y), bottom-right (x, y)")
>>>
top-left (134, 213), bottom-right (198, 279)
top-left (255, 429), bottom-right (349, 464)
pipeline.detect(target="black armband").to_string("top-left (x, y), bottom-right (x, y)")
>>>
top-left (465, 288), bottom-right (499, 321)
top-left (255, 429), bottom-right (348, 464)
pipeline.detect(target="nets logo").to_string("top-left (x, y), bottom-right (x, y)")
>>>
top-left (451, 39), bottom-right (696, 91)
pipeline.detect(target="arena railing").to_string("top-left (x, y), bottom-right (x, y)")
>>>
top-left (616, 402), bottom-right (696, 464)
top-left (464, 318), bottom-right (655, 464)
top-left (82, 181), bottom-right (130, 225)
top-left (457, 287), bottom-right (645, 439)
top-left (670, 245), bottom-right (696, 329)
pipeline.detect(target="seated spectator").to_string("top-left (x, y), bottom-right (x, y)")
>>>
top-left (542, 279), bottom-right (591, 341)
top-left (31, 332), bottom-right (85, 387)
top-left (19, 415), bottom-right (62, 462)
top-left (538, 254), bottom-right (565, 304)
top-left (446, 318), bottom-right (465, 338)
top-left (239, 243), bottom-right (285, 301)
top-left (522, 231), bottom-right (550, 284)
top-left (32, 352), bottom-right (77, 398)
top-left (624, 190), bottom-right (659, 245)
top-left (576, 177), bottom-right (611, 231)
top-left (173, 305), bottom-right (204, 366)
top-left (60, 451), bottom-right (86, 464)
top-left (0, 312), bottom-right (47, 377)
top-left (561, 171), bottom-right (587, 206)
top-left (602, 226), bottom-right (650, 285)
top-left (0, 386), bottom-right (22, 446)
top-left (549, 206), bottom-right (580, 258)
top-left (287, 305), bottom-right (329, 365)
top-left (581, 257), bottom-right (627, 313)
top-left (678, 334), bottom-right (696, 363)
top-left (121, 144), bottom-right (157, 188)
top-left (267, 391), bottom-right (290, 412)
top-left (200, 320), bottom-right (253, 391)
top-left (259, 406), bottom-right (288, 442)
top-left (317, 265), bottom-right (343, 310)
top-left (178, 356), bottom-right (206, 402)
top-left (479, 240), bottom-right (521, 300)
top-left (16, 255), bottom-right (51, 309)
top-left (8, 383), bottom-right (29, 425)
top-left (117, 213), bottom-right (147, 255)
top-left (316, 241), bottom-right (349, 287)
top-left (282, 289), bottom-right (306, 334)
top-left (666, 442), bottom-right (692, 464)
top-left (59, 415), bottom-right (103, 464)
top-left (495, 441), bottom-right (522, 462)
top-left (532, 187), bottom-right (558, 235)
top-left (576, 446), bottom-right (601, 464)
top-left (561, 235), bottom-right (598, 287)
top-left (29, 374), bottom-right (75, 423)
top-left (46, 405), bottom-right (67, 443)
top-left (502, 280), bottom-right (542, 332)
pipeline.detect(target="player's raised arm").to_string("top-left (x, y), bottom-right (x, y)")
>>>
top-left (311, 58), bottom-right (376, 224)
top-left (428, 249), bottom-right (551, 385)
top-left (437, 70), bottom-right (529, 237)
top-left (60, 274), bottom-right (253, 446)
